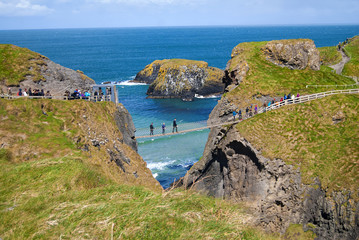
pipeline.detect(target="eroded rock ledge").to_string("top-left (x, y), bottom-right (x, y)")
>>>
top-left (133, 59), bottom-right (225, 101)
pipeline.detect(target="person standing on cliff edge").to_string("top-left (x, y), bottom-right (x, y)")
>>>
top-left (172, 119), bottom-right (178, 133)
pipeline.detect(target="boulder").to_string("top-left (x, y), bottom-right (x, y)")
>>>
top-left (262, 39), bottom-right (320, 71)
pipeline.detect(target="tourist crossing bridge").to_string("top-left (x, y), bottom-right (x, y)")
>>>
top-left (135, 88), bottom-right (359, 139)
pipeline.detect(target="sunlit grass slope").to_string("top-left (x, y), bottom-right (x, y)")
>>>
top-left (236, 94), bottom-right (359, 197)
top-left (0, 150), bottom-right (286, 239)
top-left (0, 44), bottom-right (47, 86)
top-left (342, 36), bottom-right (359, 77)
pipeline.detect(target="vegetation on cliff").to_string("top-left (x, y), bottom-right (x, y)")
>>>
top-left (0, 98), bottom-right (283, 239)
top-left (225, 40), bottom-right (355, 109)
top-left (0, 150), bottom-right (284, 239)
top-left (318, 46), bottom-right (342, 66)
top-left (342, 36), bottom-right (359, 77)
top-left (236, 94), bottom-right (359, 198)
top-left (0, 44), bottom-right (47, 86)
top-left (0, 98), bottom-right (159, 191)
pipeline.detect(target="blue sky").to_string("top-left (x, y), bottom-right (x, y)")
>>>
top-left (0, 0), bottom-right (358, 30)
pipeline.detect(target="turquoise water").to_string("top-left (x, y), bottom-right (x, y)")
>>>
top-left (1, 26), bottom-right (358, 188)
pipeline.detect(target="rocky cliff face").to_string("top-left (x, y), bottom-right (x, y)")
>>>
top-left (179, 125), bottom-right (358, 239)
top-left (19, 58), bottom-right (95, 95)
top-left (262, 39), bottom-right (320, 71)
top-left (0, 44), bottom-right (95, 95)
top-left (133, 59), bottom-right (225, 100)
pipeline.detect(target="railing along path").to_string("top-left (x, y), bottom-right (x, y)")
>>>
top-left (135, 89), bottom-right (359, 138)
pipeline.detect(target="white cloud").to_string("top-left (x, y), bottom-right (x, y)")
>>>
top-left (0, 0), bottom-right (53, 16)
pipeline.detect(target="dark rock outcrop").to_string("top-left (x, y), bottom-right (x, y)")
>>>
top-left (133, 59), bottom-right (225, 101)
top-left (262, 39), bottom-right (320, 71)
top-left (178, 126), bottom-right (358, 239)
top-left (114, 104), bottom-right (138, 152)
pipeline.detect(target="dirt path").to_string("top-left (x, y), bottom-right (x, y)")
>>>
top-left (330, 48), bottom-right (350, 75)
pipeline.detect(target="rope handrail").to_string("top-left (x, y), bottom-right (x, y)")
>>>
top-left (136, 88), bottom-right (359, 138)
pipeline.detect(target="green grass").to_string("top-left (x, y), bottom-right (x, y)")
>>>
top-left (0, 98), bottom-right (162, 192)
top-left (236, 94), bottom-right (359, 198)
top-left (283, 224), bottom-right (316, 240)
top-left (226, 40), bottom-right (356, 109)
top-left (0, 44), bottom-right (47, 86)
top-left (318, 46), bottom-right (342, 65)
top-left (342, 36), bottom-right (359, 77)
top-left (0, 153), bottom-right (281, 239)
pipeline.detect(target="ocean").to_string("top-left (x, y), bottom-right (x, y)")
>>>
top-left (1, 25), bottom-right (358, 188)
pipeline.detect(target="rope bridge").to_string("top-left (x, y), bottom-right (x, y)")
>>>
top-left (135, 89), bottom-right (359, 139)
top-left (2, 89), bottom-right (358, 139)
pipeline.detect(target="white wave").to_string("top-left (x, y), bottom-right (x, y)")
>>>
top-left (119, 80), bottom-right (148, 86)
top-left (147, 160), bottom-right (175, 170)
top-left (194, 94), bottom-right (221, 99)
top-left (153, 173), bottom-right (158, 178)
top-left (101, 81), bottom-right (118, 85)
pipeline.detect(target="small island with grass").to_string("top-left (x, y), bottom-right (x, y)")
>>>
top-left (132, 59), bottom-right (225, 101)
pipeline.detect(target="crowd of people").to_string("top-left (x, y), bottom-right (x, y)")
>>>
top-left (63, 87), bottom-right (112, 101)
top-left (64, 89), bottom-right (91, 99)
top-left (0, 87), bottom-right (114, 103)
top-left (233, 93), bottom-right (300, 120)
top-left (0, 87), bottom-right (52, 97)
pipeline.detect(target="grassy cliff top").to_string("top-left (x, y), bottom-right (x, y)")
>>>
top-left (139, 59), bottom-right (211, 79)
top-left (0, 44), bottom-right (47, 86)
top-left (226, 40), bottom-right (356, 109)
top-left (236, 94), bottom-right (359, 198)
top-left (151, 59), bottom-right (209, 68)
top-left (0, 150), bottom-right (288, 239)
top-left (0, 98), bottom-right (160, 192)
top-left (318, 46), bottom-right (342, 65)
top-left (343, 36), bottom-right (359, 77)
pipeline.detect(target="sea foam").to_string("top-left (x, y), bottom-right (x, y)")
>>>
top-left (119, 80), bottom-right (147, 86)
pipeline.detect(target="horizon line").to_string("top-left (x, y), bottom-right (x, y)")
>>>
top-left (1, 23), bottom-right (359, 31)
